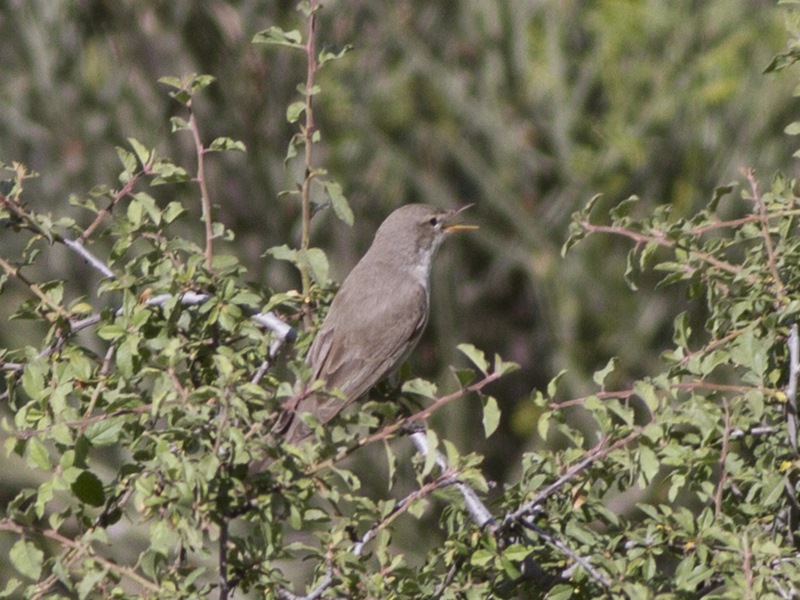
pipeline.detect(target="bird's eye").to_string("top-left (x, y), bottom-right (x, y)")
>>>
top-left (429, 217), bottom-right (440, 226)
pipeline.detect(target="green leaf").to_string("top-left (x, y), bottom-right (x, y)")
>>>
top-left (422, 429), bottom-right (439, 477)
top-left (286, 101), bottom-right (306, 124)
top-left (384, 440), bottom-right (397, 491)
top-left (162, 201), bottom-right (186, 224)
top-left (26, 437), bottom-right (52, 470)
top-left (592, 357), bottom-right (618, 388)
top-left (761, 474), bottom-right (785, 507)
top-left (637, 445), bottom-right (660, 485)
top-left (72, 470), bottom-right (105, 507)
top-left (493, 354), bottom-right (520, 377)
top-left (128, 137), bottom-right (152, 166)
top-left (21, 361), bottom-right (45, 399)
top-left (502, 543), bottom-right (531, 562)
top-left (77, 569), bottom-right (108, 600)
top-left (9, 540), bottom-right (43, 580)
top-left (301, 247), bottom-right (330, 284)
top-left (84, 418), bottom-right (124, 447)
top-left (457, 343), bottom-right (489, 374)
top-left (482, 396), bottom-right (501, 438)
top-left (115, 146), bottom-right (137, 175)
top-left (209, 137), bottom-right (246, 152)
top-left (252, 26), bottom-right (304, 49)
top-left (633, 380), bottom-right (660, 413)
top-left (150, 520), bottom-right (180, 555)
top-left (321, 180), bottom-right (354, 226)
top-left (318, 44), bottom-right (354, 67)
top-left (297, 83), bottom-right (321, 97)
top-left (402, 378), bottom-right (438, 399)
top-left (185, 74), bottom-right (215, 94)
top-left (470, 549), bottom-right (494, 567)
top-left (149, 160), bottom-right (189, 184)
top-left (169, 116), bottom-right (190, 132)
top-left (609, 195), bottom-right (639, 220)
top-left (547, 369), bottom-right (567, 397)
top-left (0, 579), bottom-right (21, 599)
top-left (537, 410), bottom-right (551, 440)
top-left (267, 244), bottom-right (298, 264)
top-left (158, 75), bottom-right (183, 90)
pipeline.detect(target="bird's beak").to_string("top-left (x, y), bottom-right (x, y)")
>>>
top-left (443, 204), bottom-right (479, 232)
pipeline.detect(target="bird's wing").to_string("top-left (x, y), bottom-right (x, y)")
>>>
top-left (312, 262), bottom-right (429, 400)
top-left (285, 262), bottom-right (428, 441)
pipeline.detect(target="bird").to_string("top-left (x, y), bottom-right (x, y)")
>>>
top-left (280, 203), bottom-right (477, 444)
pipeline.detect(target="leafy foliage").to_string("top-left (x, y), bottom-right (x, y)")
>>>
top-left (1, 1), bottom-right (800, 599)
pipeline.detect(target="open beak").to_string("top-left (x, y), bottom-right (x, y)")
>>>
top-left (443, 204), bottom-right (479, 232)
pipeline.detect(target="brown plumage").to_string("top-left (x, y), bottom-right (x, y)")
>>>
top-left (281, 203), bottom-right (476, 444)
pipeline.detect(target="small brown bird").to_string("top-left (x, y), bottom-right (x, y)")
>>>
top-left (282, 203), bottom-right (476, 444)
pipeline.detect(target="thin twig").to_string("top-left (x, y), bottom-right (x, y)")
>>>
top-left (518, 518), bottom-right (611, 588)
top-left (502, 428), bottom-right (643, 527)
top-left (0, 519), bottom-right (161, 594)
top-left (745, 168), bottom-right (787, 306)
top-left (580, 221), bottom-right (746, 279)
top-left (715, 398), bottom-right (732, 517)
top-left (13, 402), bottom-right (166, 440)
top-left (188, 101), bottom-right (215, 272)
top-left (298, 0), bottom-right (319, 326)
top-left (78, 165), bottom-right (149, 243)
top-left (0, 256), bottom-right (73, 322)
top-left (82, 344), bottom-right (116, 418)
top-left (310, 369), bottom-right (504, 472)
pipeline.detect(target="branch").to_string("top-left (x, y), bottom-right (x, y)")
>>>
top-left (745, 168), bottom-right (788, 306)
top-left (61, 237), bottom-right (116, 278)
top-left (0, 256), bottom-right (72, 322)
top-left (501, 428), bottom-right (643, 527)
top-left (580, 221), bottom-right (746, 279)
top-left (518, 517), bottom-right (611, 588)
top-left (78, 164), bottom-right (150, 243)
top-left (311, 368), bottom-right (504, 472)
top-left (408, 430), bottom-right (495, 528)
top-left (278, 467), bottom-right (457, 600)
top-left (785, 323), bottom-right (799, 455)
top-left (715, 398), bottom-right (732, 516)
top-left (187, 101), bottom-right (215, 272)
top-left (0, 519), bottom-right (161, 595)
top-left (1, 293), bottom-right (296, 378)
top-left (298, 0), bottom-right (319, 306)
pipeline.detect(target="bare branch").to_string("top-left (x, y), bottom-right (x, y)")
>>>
top-left (187, 101), bottom-right (215, 271)
top-left (518, 517), bottom-right (611, 588)
top-left (786, 323), bottom-right (799, 454)
top-left (408, 430), bottom-right (495, 528)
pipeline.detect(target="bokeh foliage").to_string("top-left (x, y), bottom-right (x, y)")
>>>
top-left (1, 0), bottom-right (800, 598)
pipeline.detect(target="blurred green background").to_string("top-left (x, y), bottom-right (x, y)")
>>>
top-left (0, 0), bottom-right (796, 487)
